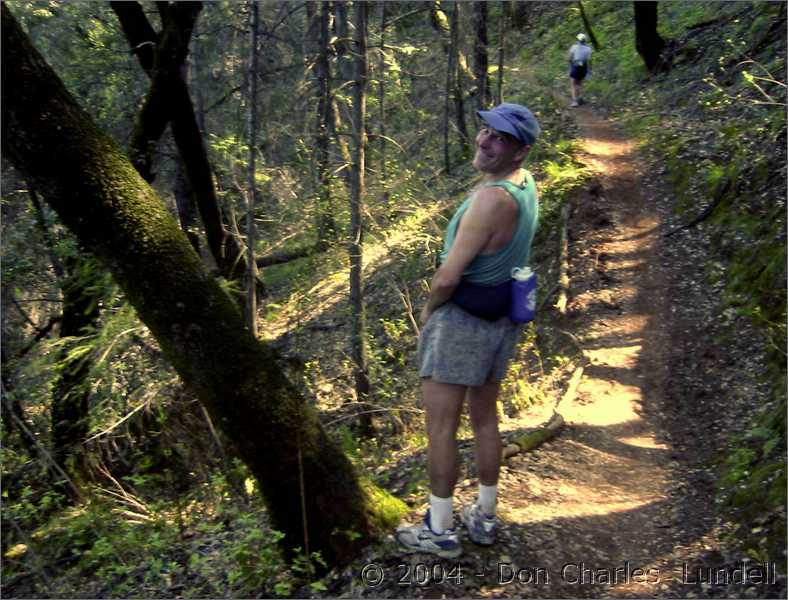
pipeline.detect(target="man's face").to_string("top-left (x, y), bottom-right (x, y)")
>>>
top-left (472, 127), bottom-right (529, 176)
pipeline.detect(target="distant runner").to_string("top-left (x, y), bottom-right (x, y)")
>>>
top-left (568, 33), bottom-right (593, 107)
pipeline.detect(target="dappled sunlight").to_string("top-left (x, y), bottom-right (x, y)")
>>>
top-left (617, 435), bottom-right (670, 450)
top-left (564, 380), bottom-right (643, 426)
top-left (506, 496), bottom-right (663, 524)
top-left (260, 200), bottom-right (450, 341)
top-left (582, 138), bottom-right (633, 158)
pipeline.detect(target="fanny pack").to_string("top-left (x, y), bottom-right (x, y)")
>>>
top-left (450, 279), bottom-right (511, 321)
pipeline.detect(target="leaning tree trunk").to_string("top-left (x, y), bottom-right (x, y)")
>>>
top-left (2, 5), bottom-right (386, 567)
top-left (348, 1), bottom-right (374, 439)
top-left (111, 1), bottom-right (246, 282)
top-left (633, 1), bottom-right (666, 73)
top-left (577, 1), bottom-right (601, 50)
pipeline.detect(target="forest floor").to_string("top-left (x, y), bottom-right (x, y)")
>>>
top-left (321, 103), bottom-right (786, 599)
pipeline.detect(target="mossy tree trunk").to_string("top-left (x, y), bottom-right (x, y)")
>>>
top-left (2, 5), bottom-right (375, 566)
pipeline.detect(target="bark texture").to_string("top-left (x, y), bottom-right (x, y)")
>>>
top-left (2, 5), bottom-right (373, 566)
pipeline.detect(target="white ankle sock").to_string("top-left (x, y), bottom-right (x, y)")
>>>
top-left (478, 483), bottom-right (497, 516)
top-left (429, 494), bottom-right (453, 533)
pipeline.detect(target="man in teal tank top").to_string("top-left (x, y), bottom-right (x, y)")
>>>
top-left (396, 103), bottom-right (540, 557)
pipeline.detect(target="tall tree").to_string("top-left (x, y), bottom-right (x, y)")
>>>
top-left (348, 1), bottom-right (374, 438)
top-left (307, 0), bottom-right (337, 251)
top-left (450, 3), bottom-right (470, 154)
top-left (633, 1), bottom-right (668, 73)
top-left (497, 0), bottom-right (509, 105)
top-left (2, 5), bottom-right (393, 566)
top-left (473, 1), bottom-right (491, 110)
top-left (378, 2), bottom-right (390, 207)
top-left (245, 0), bottom-right (260, 336)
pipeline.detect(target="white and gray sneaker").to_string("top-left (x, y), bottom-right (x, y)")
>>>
top-left (395, 510), bottom-right (462, 558)
top-left (461, 503), bottom-right (497, 546)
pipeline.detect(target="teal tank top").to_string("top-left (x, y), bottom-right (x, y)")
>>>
top-left (440, 170), bottom-right (538, 286)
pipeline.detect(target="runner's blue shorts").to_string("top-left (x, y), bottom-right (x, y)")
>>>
top-left (569, 64), bottom-right (588, 81)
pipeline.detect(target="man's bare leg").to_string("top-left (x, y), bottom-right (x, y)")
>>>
top-left (422, 378), bottom-right (465, 498)
top-left (468, 381), bottom-right (502, 487)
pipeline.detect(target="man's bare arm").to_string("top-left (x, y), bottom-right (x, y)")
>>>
top-left (420, 187), bottom-right (516, 324)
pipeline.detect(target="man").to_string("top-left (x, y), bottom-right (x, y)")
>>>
top-left (395, 103), bottom-right (540, 558)
top-left (568, 33), bottom-right (593, 107)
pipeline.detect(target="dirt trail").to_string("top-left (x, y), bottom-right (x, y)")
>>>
top-left (338, 106), bottom-right (782, 599)
top-left (449, 106), bottom-right (685, 599)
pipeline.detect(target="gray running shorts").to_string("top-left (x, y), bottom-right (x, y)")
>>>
top-left (418, 302), bottom-right (522, 387)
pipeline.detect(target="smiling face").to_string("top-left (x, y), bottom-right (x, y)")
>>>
top-left (472, 127), bottom-right (530, 179)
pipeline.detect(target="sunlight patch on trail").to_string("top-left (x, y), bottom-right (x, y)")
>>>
top-left (582, 139), bottom-right (632, 158)
top-left (616, 435), bottom-right (670, 450)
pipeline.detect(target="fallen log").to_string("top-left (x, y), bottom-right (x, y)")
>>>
top-left (501, 411), bottom-right (565, 459)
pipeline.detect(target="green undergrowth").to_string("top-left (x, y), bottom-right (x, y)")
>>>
top-left (1, 465), bottom-right (335, 598)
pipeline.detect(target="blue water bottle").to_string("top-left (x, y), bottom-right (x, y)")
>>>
top-left (510, 267), bottom-right (537, 323)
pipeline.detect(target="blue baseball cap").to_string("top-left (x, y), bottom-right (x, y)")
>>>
top-left (477, 103), bottom-right (541, 146)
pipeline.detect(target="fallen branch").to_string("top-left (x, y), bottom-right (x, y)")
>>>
top-left (391, 277), bottom-right (420, 337)
top-left (554, 200), bottom-right (572, 314)
top-left (663, 177), bottom-right (732, 237)
top-left (501, 411), bottom-right (565, 459)
top-left (255, 245), bottom-right (315, 268)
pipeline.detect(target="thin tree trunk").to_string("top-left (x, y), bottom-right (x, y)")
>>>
top-left (451, 3), bottom-right (470, 154)
top-left (473, 1), bottom-right (491, 110)
top-left (174, 156), bottom-right (201, 254)
top-left (633, 1), bottom-right (667, 73)
top-left (3, 5), bottom-right (387, 566)
top-left (510, 1), bottom-right (529, 29)
top-left (497, 1), bottom-right (509, 105)
top-left (577, 1), bottom-right (601, 50)
top-left (245, 1), bottom-right (259, 337)
top-left (32, 176), bottom-right (100, 481)
top-left (443, 2), bottom-right (456, 175)
top-left (310, 0), bottom-right (337, 249)
top-left (349, 1), bottom-right (374, 438)
top-left (330, 1), bottom-right (355, 183)
top-left (29, 186), bottom-right (65, 281)
top-left (378, 2), bottom-right (389, 207)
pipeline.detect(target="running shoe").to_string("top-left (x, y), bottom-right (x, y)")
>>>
top-left (395, 510), bottom-right (462, 558)
top-left (461, 503), bottom-right (497, 546)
